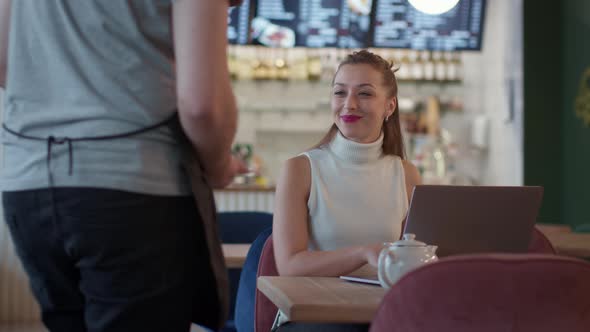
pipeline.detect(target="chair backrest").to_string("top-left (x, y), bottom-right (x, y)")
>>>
top-left (218, 211), bottom-right (273, 244)
top-left (254, 236), bottom-right (279, 332)
top-left (528, 226), bottom-right (556, 253)
top-left (234, 227), bottom-right (273, 332)
top-left (370, 254), bottom-right (590, 332)
top-left (217, 212), bottom-right (273, 330)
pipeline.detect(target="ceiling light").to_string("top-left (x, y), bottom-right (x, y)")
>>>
top-left (408, 0), bottom-right (461, 15)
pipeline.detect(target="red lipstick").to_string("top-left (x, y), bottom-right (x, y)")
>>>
top-left (340, 115), bottom-right (362, 123)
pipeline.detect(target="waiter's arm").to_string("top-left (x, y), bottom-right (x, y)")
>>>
top-left (0, 0), bottom-right (11, 88)
top-left (172, 0), bottom-right (238, 185)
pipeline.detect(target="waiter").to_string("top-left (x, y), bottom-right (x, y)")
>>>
top-left (0, 1), bottom-right (245, 331)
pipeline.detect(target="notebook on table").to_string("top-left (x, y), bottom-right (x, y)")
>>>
top-left (339, 274), bottom-right (380, 285)
top-left (340, 264), bottom-right (381, 286)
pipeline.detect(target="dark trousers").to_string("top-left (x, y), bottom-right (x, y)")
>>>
top-left (3, 188), bottom-right (218, 332)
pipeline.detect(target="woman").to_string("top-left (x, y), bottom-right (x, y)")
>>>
top-left (1, 1), bottom-right (244, 331)
top-left (273, 50), bottom-right (421, 279)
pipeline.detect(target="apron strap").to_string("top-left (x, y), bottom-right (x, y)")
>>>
top-left (2, 113), bottom-right (178, 186)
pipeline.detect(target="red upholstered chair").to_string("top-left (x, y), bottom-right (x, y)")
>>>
top-left (369, 254), bottom-right (590, 332)
top-left (528, 226), bottom-right (556, 253)
top-left (254, 236), bottom-right (279, 332)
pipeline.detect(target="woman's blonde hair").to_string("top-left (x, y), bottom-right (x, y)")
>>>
top-left (313, 50), bottom-right (405, 158)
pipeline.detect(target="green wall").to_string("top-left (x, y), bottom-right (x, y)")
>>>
top-left (524, 0), bottom-right (590, 229)
top-left (561, 1), bottom-right (590, 229)
top-left (523, 0), bottom-right (563, 224)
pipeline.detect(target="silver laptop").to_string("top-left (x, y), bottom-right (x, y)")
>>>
top-left (403, 185), bottom-right (544, 257)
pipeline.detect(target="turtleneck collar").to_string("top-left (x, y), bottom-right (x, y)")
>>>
top-left (329, 131), bottom-right (384, 164)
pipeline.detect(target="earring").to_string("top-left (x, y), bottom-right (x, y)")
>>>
top-left (385, 115), bottom-right (390, 122)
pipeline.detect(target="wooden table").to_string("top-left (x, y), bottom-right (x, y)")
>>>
top-left (0, 324), bottom-right (47, 332)
top-left (222, 244), bottom-right (251, 268)
top-left (543, 232), bottom-right (590, 258)
top-left (536, 224), bottom-right (572, 235)
top-left (536, 225), bottom-right (590, 258)
top-left (257, 276), bottom-right (386, 323)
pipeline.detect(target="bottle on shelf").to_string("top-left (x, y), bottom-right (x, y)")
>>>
top-left (424, 96), bottom-right (441, 137)
top-left (265, 48), bottom-right (278, 81)
top-left (227, 45), bottom-right (238, 80)
top-left (320, 48), bottom-right (334, 82)
top-left (433, 51), bottom-right (447, 82)
top-left (274, 48), bottom-right (290, 81)
top-left (452, 52), bottom-right (463, 82)
top-left (446, 51), bottom-right (463, 82)
top-left (382, 49), bottom-right (398, 72)
top-left (269, 48), bottom-right (289, 81)
top-left (252, 47), bottom-right (266, 80)
top-left (397, 50), bottom-right (411, 81)
top-left (411, 131), bottom-right (450, 185)
top-left (423, 51), bottom-right (435, 81)
top-left (236, 46), bottom-right (256, 80)
top-left (410, 50), bottom-right (424, 81)
top-left (287, 48), bottom-right (309, 81)
top-left (425, 136), bottom-right (449, 185)
top-left (306, 49), bottom-right (322, 81)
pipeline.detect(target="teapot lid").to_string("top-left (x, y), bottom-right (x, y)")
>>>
top-left (393, 233), bottom-right (427, 247)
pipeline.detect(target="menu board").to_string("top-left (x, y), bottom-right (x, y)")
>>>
top-left (228, 0), bottom-right (252, 45)
top-left (252, 0), bottom-right (373, 48)
top-left (372, 0), bottom-right (486, 50)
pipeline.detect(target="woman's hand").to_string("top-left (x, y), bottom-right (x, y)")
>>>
top-left (364, 243), bottom-right (385, 268)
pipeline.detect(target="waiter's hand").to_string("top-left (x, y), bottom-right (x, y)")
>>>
top-left (207, 154), bottom-right (249, 189)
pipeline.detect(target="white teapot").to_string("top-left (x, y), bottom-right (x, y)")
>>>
top-left (377, 233), bottom-right (438, 289)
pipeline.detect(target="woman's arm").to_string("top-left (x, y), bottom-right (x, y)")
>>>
top-left (273, 155), bottom-right (378, 276)
top-left (0, 0), bottom-right (11, 88)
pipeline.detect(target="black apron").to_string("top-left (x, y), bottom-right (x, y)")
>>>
top-left (3, 114), bottom-right (230, 329)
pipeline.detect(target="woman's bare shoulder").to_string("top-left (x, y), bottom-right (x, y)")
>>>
top-left (284, 155), bottom-right (311, 172)
top-left (276, 155), bottom-right (312, 196)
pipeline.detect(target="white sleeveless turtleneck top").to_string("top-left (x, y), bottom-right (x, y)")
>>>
top-left (301, 132), bottom-right (408, 251)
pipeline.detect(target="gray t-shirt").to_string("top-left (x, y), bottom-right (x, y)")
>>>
top-left (2, 0), bottom-right (191, 195)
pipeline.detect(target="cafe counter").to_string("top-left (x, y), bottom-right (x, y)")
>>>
top-left (214, 185), bottom-right (275, 213)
